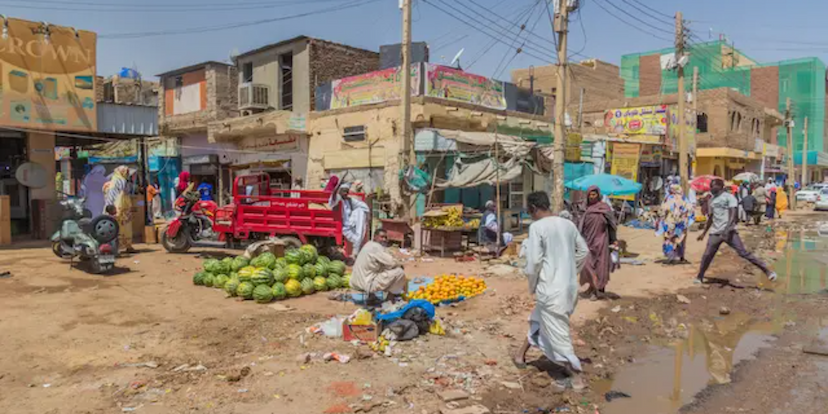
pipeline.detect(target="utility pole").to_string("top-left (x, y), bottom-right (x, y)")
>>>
top-left (785, 98), bottom-right (797, 210)
top-left (692, 66), bottom-right (698, 177)
top-left (676, 11), bottom-right (688, 193)
top-left (802, 116), bottom-right (809, 188)
top-left (400, 0), bottom-right (414, 217)
top-left (551, 0), bottom-right (571, 213)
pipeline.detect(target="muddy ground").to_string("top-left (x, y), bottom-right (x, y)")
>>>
top-left (1, 212), bottom-right (827, 414)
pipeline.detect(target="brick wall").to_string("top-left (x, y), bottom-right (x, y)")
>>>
top-left (308, 39), bottom-right (380, 110)
top-left (750, 66), bottom-right (779, 110)
top-left (639, 54), bottom-right (661, 96)
top-left (159, 63), bottom-right (236, 138)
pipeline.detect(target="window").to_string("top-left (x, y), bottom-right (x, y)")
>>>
top-left (697, 112), bottom-right (708, 133)
top-left (242, 62), bottom-right (253, 83)
top-left (174, 76), bottom-right (183, 99)
top-left (280, 53), bottom-right (293, 111)
top-left (343, 125), bottom-right (366, 142)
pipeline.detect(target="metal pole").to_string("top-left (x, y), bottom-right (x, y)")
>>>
top-left (786, 98), bottom-right (796, 210)
top-left (551, 0), bottom-right (570, 213)
top-left (802, 116), bottom-right (809, 188)
top-left (676, 11), bottom-right (688, 193)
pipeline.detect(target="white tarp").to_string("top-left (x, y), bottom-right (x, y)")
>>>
top-left (432, 129), bottom-right (535, 157)
top-left (436, 156), bottom-right (523, 189)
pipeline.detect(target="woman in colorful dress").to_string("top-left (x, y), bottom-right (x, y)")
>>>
top-left (656, 184), bottom-right (696, 264)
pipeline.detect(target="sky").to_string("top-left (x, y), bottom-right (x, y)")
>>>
top-left (7, 0), bottom-right (828, 81)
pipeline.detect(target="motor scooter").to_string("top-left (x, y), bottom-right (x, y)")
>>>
top-left (51, 195), bottom-right (120, 274)
top-left (161, 190), bottom-right (218, 253)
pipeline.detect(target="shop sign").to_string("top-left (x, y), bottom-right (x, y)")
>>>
top-left (288, 113), bottom-right (307, 131)
top-left (640, 145), bottom-right (662, 166)
top-left (610, 143), bottom-right (641, 201)
top-left (668, 106), bottom-right (697, 152)
top-left (1, 18), bottom-right (97, 131)
top-left (183, 154), bottom-right (217, 165)
top-left (605, 105), bottom-right (668, 135)
top-left (425, 64), bottom-right (507, 110)
top-left (330, 65), bottom-right (421, 109)
top-left (565, 132), bottom-right (583, 162)
top-left (238, 134), bottom-right (300, 152)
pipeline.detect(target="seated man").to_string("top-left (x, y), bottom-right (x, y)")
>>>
top-left (349, 229), bottom-right (406, 301)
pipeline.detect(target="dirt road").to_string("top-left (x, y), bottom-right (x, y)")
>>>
top-left (1, 212), bottom-right (827, 414)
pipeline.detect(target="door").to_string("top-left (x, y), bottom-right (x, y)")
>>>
top-left (0, 178), bottom-right (28, 219)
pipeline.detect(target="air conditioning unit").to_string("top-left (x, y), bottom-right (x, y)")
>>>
top-left (239, 83), bottom-right (270, 112)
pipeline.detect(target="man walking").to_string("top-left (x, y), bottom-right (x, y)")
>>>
top-left (514, 192), bottom-right (589, 390)
top-left (696, 179), bottom-right (777, 283)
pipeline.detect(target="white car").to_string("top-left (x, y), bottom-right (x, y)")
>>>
top-left (796, 183), bottom-right (828, 202)
top-left (815, 188), bottom-right (828, 211)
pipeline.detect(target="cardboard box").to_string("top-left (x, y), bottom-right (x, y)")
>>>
top-left (144, 226), bottom-right (158, 244)
top-left (0, 196), bottom-right (11, 245)
top-left (342, 322), bottom-right (379, 343)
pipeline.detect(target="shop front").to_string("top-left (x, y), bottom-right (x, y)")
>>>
top-left (695, 148), bottom-right (759, 179)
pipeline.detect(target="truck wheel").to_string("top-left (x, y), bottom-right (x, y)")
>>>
top-left (279, 236), bottom-right (303, 249)
top-left (162, 226), bottom-right (191, 253)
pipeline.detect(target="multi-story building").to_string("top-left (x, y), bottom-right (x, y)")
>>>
top-left (621, 40), bottom-right (828, 182)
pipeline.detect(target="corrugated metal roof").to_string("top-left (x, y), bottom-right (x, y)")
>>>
top-left (97, 103), bottom-right (158, 136)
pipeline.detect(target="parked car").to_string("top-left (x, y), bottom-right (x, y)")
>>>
top-left (796, 183), bottom-right (828, 202)
top-left (815, 188), bottom-right (828, 211)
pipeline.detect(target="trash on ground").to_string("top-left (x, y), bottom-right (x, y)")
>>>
top-left (676, 294), bottom-right (691, 304)
top-left (719, 306), bottom-right (732, 315)
top-left (604, 390), bottom-right (632, 402)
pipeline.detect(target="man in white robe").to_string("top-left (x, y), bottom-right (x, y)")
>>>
top-left (331, 183), bottom-right (370, 257)
top-left (514, 191), bottom-right (589, 390)
top-left (349, 229), bottom-right (406, 300)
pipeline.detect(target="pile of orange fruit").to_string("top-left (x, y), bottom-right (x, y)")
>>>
top-left (407, 274), bottom-right (487, 304)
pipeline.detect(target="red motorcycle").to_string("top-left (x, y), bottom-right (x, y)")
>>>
top-left (161, 190), bottom-right (219, 253)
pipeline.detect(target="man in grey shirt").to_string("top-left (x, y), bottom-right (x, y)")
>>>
top-left (696, 179), bottom-right (777, 283)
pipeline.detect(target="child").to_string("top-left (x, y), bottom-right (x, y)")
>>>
top-left (105, 205), bottom-right (117, 216)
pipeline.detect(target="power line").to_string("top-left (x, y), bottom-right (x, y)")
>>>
top-left (620, 0), bottom-right (673, 24)
top-left (490, 1), bottom-right (543, 78)
top-left (99, 0), bottom-right (379, 39)
top-left (0, 0), bottom-right (348, 12)
top-left (591, 0), bottom-right (672, 42)
top-left (466, 0), bottom-right (539, 69)
top-left (600, 0), bottom-right (673, 35)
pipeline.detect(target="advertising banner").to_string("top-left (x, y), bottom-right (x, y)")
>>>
top-left (565, 132), bottom-right (583, 162)
top-left (668, 106), bottom-right (697, 153)
top-left (605, 105), bottom-right (668, 135)
top-left (610, 143), bottom-right (641, 201)
top-left (425, 64), bottom-right (506, 110)
top-left (1, 18), bottom-right (97, 131)
top-left (330, 65), bottom-right (421, 109)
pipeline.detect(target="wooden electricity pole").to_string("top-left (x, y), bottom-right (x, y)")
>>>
top-left (802, 116), bottom-right (809, 188)
top-left (551, 0), bottom-right (570, 213)
top-left (785, 98), bottom-right (797, 210)
top-left (692, 66), bottom-right (698, 177)
top-left (676, 11), bottom-right (688, 193)
top-left (400, 0), bottom-right (414, 218)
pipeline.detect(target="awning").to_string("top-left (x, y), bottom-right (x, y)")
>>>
top-left (696, 147), bottom-right (758, 160)
top-left (416, 129), bottom-right (535, 157)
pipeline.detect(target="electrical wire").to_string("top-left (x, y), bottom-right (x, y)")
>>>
top-left (490, 1), bottom-right (543, 79)
top-left (466, 0), bottom-right (540, 70)
top-left (99, 0), bottom-right (380, 39)
top-left (617, 0), bottom-right (673, 26)
top-left (0, 0), bottom-right (350, 12)
top-left (590, 0), bottom-right (672, 42)
top-left (568, 1), bottom-right (590, 60)
top-left (600, 0), bottom-right (673, 35)
top-left (627, 0), bottom-right (672, 20)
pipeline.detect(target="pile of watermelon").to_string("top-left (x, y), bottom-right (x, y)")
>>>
top-left (192, 245), bottom-right (352, 304)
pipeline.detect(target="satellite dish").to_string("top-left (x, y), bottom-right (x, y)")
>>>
top-left (450, 48), bottom-right (464, 70)
top-left (229, 47), bottom-right (240, 62)
top-left (15, 162), bottom-right (47, 189)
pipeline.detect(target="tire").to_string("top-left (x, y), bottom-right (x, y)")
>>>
top-left (52, 241), bottom-right (72, 259)
top-left (279, 236), bottom-right (303, 249)
top-left (161, 225), bottom-right (192, 253)
top-left (90, 216), bottom-right (119, 244)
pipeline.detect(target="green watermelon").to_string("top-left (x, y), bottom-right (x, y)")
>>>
top-left (287, 264), bottom-right (303, 280)
top-left (236, 282), bottom-right (255, 299)
top-left (253, 284), bottom-right (274, 303)
top-left (203, 273), bottom-right (215, 287)
top-left (275, 257), bottom-right (287, 268)
top-left (313, 276), bottom-right (328, 291)
top-left (251, 252), bottom-right (277, 269)
top-left (285, 279), bottom-right (302, 297)
top-left (285, 249), bottom-right (302, 265)
top-left (300, 278), bottom-right (315, 295)
top-left (326, 274), bottom-right (342, 290)
top-left (214, 274), bottom-right (230, 289)
top-left (273, 266), bottom-right (288, 284)
top-left (328, 260), bottom-right (347, 276)
top-left (342, 273), bottom-right (351, 289)
top-left (252, 268), bottom-right (274, 286)
top-left (313, 263), bottom-right (328, 277)
top-left (203, 258), bottom-right (221, 273)
top-left (298, 247), bottom-right (316, 265)
top-left (225, 277), bottom-right (241, 296)
top-left (193, 271), bottom-right (206, 286)
top-left (271, 282), bottom-right (287, 300)
top-left (317, 256), bottom-right (331, 266)
top-left (231, 256), bottom-right (250, 272)
top-left (219, 257), bottom-right (233, 274)
top-left (238, 266), bottom-right (256, 282)
top-left (302, 263), bottom-right (317, 280)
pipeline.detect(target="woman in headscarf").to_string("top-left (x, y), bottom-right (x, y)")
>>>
top-left (176, 171), bottom-right (191, 197)
top-left (766, 183), bottom-right (777, 219)
top-left (103, 166), bottom-right (135, 254)
top-left (656, 185), bottom-right (695, 264)
top-left (579, 186), bottom-right (618, 300)
top-left (81, 165), bottom-right (108, 216)
top-left (775, 185), bottom-right (788, 218)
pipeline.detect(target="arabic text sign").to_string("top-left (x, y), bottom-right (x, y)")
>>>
top-left (425, 64), bottom-right (506, 110)
top-left (331, 65), bottom-right (421, 109)
top-left (1, 18), bottom-right (97, 131)
top-left (238, 134), bottom-right (300, 152)
top-left (610, 143), bottom-right (641, 201)
top-left (605, 105), bottom-right (668, 136)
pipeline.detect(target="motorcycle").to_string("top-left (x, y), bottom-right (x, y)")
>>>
top-left (161, 190), bottom-right (218, 253)
top-left (51, 195), bottom-right (120, 274)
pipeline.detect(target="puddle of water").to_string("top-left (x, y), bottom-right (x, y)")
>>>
top-left (593, 314), bottom-right (779, 414)
top-left (772, 226), bottom-right (828, 295)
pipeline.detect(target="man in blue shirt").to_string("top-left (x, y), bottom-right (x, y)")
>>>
top-left (197, 178), bottom-right (214, 201)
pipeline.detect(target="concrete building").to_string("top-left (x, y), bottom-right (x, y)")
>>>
top-left (621, 41), bottom-right (828, 182)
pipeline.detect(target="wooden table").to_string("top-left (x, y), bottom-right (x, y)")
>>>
top-left (420, 227), bottom-right (464, 257)
top-left (379, 219), bottom-right (412, 248)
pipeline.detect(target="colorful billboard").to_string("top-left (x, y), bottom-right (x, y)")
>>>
top-left (1, 18), bottom-right (97, 131)
top-left (330, 65), bottom-right (421, 109)
top-left (425, 64), bottom-right (506, 110)
top-left (610, 143), bottom-right (641, 201)
top-left (668, 106), bottom-right (697, 153)
top-left (605, 105), bottom-right (668, 136)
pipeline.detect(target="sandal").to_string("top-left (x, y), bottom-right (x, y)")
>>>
top-left (512, 359), bottom-right (527, 370)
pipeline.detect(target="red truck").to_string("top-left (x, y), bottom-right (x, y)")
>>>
top-left (161, 173), bottom-right (362, 255)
